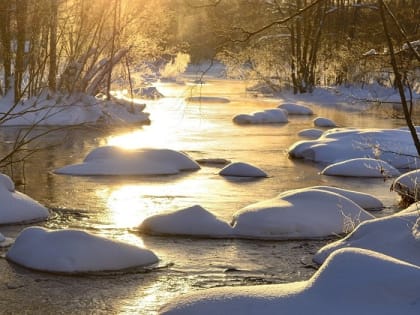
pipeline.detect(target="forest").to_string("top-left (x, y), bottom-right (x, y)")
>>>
top-left (0, 0), bottom-right (418, 102)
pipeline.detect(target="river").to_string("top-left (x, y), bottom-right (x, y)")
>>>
top-left (0, 77), bottom-right (410, 314)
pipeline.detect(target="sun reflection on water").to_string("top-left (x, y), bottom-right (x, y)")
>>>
top-left (100, 185), bottom-right (160, 229)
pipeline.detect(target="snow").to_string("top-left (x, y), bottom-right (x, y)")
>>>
top-left (321, 158), bottom-right (401, 178)
top-left (288, 128), bottom-right (420, 168)
top-left (0, 173), bottom-right (49, 224)
top-left (313, 117), bottom-right (337, 127)
top-left (139, 205), bottom-right (234, 237)
top-left (6, 226), bottom-right (158, 273)
top-left (54, 146), bottom-right (200, 176)
top-left (305, 186), bottom-right (383, 210)
top-left (391, 169), bottom-right (420, 202)
top-left (313, 211), bottom-right (420, 266)
top-left (160, 248), bottom-right (420, 315)
top-left (298, 128), bottom-right (323, 139)
top-left (232, 188), bottom-right (374, 239)
top-left (0, 173), bottom-right (15, 192)
top-left (363, 48), bottom-right (378, 56)
top-left (277, 103), bottom-right (313, 115)
top-left (0, 90), bottom-right (150, 126)
top-left (233, 108), bottom-right (288, 125)
top-left (219, 162), bottom-right (268, 178)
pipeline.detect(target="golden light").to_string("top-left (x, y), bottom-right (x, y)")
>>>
top-left (106, 128), bottom-right (177, 150)
top-left (100, 185), bottom-right (158, 228)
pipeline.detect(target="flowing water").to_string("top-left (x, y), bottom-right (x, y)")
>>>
top-left (0, 77), bottom-right (410, 314)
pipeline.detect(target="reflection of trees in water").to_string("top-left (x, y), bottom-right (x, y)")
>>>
top-left (0, 126), bottom-right (112, 185)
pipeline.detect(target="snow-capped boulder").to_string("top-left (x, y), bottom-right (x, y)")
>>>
top-left (233, 109), bottom-right (288, 125)
top-left (139, 205), bottom-right (234, 237)
top-left (391, 169), bottom-right (420, 204)
top-left (0, 173), bottom-right (49, 224)
top-left (288, 128), bottom-right (420, 169)
top-left (277, 103), bottom-right (313, 115)
top-left (219, 162), bottom-right (268, 178)
top-left (313, 117), bottom-right (337, 127)
top-left (54, 146), bottom-right (200, 176)
top-left (313, 212), bottom-right (420, 266)
top-left (321, 158), bottom-right (400, 178)
top-left (298, 128), bottom-right (323, 139)
top-left (160, 248), bottom-right (420, 315)
top-left (232, 188), bottom-right (374, 240)
top-left (6, 227), bottom-right (158, 273)
top-left (307, 186), bottom-right (383, 210)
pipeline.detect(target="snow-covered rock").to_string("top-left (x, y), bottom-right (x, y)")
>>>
top-left (277, 103), bottom-right (313, 115)
top-left (313, 117), bottom-right (337, 127)
top-left (139, 205), bottom-right (234, 237)
top-left (0, 91), bottom-right (150, 126)
top-left (160, 248), bottom-right (420, 315)
top-left (298, 128), bottom-right (323, 139)
top-left (219, 162), bottom-right (268, 178)
top-left (232, 188), bottom-right (374, 240)
top-left (321, 158), bottom-right (401, 178)
top-left (308, 186), bottom-right (383, 210)
top-left (391, 169), bottom-right (420, 204)
top-left (313, 211), bottom-right (420, 266)
top-left (6, 227), bottom-right (158, 273)
top-left (0, 173), bottom-right (49, 224)
top-left (233, 109), bottom-right (288, 125)
top-left (54, 146), bottom-right (200, 176)
top-left (289, 128), bottom-right (420, 169)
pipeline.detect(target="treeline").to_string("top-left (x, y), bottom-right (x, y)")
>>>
top-left (0, 0), bottom-right (418, 101)
top-left (177, 0), bottom-right (419, 93)
top-left (0, 0), bottom-right (180, 103)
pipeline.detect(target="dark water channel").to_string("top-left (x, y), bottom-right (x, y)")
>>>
top-left (0, 79), bottom-right (412, 314)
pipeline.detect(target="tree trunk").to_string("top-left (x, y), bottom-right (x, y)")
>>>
top-left (15, 0), bottom-right (28, 104)
top-left (378, 0), bottom-right (420, 156)
top-left (0, 1), bottom-right (12, 93)
top-left (48, 0), bottom-right (58, 92)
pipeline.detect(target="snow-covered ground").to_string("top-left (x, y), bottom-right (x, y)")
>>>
top-left (0, 90), bottom-right (150, 126)
top-left (160, 248), bottom-right (420, 315)
top-left (313, 208), bottom-right (420, 266)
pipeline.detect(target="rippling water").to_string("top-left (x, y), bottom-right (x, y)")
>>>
top-left (0, 78), bottom-right (409, 314)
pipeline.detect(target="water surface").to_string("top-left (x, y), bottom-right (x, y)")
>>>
top-left (0, 78), bottom-right (409, 314)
